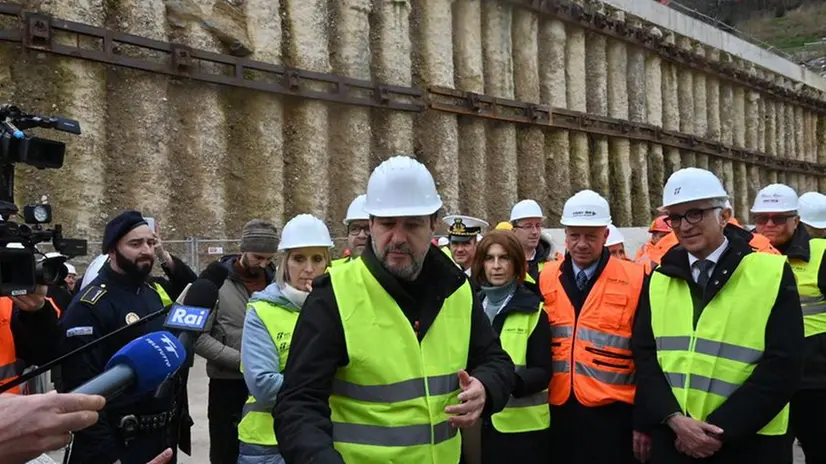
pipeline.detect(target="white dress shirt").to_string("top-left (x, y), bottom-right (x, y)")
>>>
top-left (687, 237), bottom-right (729, 284)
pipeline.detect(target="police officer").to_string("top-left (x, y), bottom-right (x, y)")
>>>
top-left (59, 210), bottom-right (197, 464)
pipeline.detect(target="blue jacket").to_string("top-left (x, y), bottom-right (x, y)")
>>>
top-left (241, 283), bottom-right (302, 408)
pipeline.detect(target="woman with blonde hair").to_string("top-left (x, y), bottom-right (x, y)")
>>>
top-left (237, 214), bottom-right (333, 464)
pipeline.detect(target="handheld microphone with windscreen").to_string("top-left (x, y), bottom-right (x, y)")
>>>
top-left (70, 331), bottom-right (185, 400)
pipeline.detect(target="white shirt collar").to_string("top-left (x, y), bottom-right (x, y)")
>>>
top-left (688, 237), bottom-right (729, 268)
top-left (526, 248), bottom-right (537, 261)
top-left (571, 258), bottom-right (600, 279)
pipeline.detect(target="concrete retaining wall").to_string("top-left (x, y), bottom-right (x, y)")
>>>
top-left (2, 0), bottom-right (824, 241)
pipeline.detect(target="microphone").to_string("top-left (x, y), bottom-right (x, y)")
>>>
top-left (165, 261), bottom-right (227, 351)
top-left (164, 278), bottom-right (220, 357)
top-left (70, 331), bottom-right (185, 400)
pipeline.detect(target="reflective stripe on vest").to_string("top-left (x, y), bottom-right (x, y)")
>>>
top-left (152, 283), bottom-right (173, 308)
top-left (491, 308), bottom-right (550, 433)
top-left (329, 259), bottom-right (471, 463)
top-left (650, 252), bottom-right (789, 436)
top-left (237, 300), bottom-right (299, 450)
top-left (0, 298), bottom-right (21, 394)
top-left (789, 238), bottom-right (826, 337)
top-left (539, 257), bottom-right (643, 407)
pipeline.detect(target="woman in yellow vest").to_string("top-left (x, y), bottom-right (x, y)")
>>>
top-left (470, 230), bottom-right (551, 464)
top-left (237, 214), bottom-right (334, 464)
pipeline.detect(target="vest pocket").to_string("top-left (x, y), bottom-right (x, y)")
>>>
top-left (585, 346), bottom-right (632, 360)
top-left (598, 292), bottom-right (630, 330)
top-left (593, 359), bottom-right (632, 370)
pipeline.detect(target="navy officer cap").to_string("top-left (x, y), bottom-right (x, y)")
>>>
top-left (102, 210), bottom-right (149, 253)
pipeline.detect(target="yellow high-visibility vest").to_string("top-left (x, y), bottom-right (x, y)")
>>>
top-left (650, 252), bottom-right (789, 436)
top-left (491, 305), bottom-right (550, 433)
top-left (328, 259), bottom-right (472, 463)
top-left (788, 238), bottom-right (826, 337)
top-left (237, 300), bottom-right (298, 455)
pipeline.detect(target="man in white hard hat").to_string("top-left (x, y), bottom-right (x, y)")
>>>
top-left (799, 191), bottom-right (826, 239)
top-left (752, 184), bottom-right (826, 463)
top-left (443, 215), bottom-right (489, 278)
top-left (332, 194), bottom-right (370, 266)
top-left (633, 169), bottom-right (803, 463)
top-left (510, 199), bottom-right (555, 284)
top-left (274, 155), bottom-right (514, 464)
top-left (606, 224), bottom-right (629, 261)
top-left (539, 190), bottom-right (648, 464)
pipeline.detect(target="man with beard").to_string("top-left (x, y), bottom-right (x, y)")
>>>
top-left (332, 194), bottom-right (371, 266)
top-left (59, 210), bottom-right (197, 464)
top-left (273, 155), bottom-right (514, 464)
top-left (194, 219), bottom-right (278, 464)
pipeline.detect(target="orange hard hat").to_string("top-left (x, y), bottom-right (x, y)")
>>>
top-left (649, 215), bottom-right (671, 233)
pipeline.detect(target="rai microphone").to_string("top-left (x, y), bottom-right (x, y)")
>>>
top-left (164, 260), bottom-right (228, 356)
top-left (70, 331), bottom-right (186, 400)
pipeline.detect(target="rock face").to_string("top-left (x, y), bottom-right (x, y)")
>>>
top-left (2, 0), bottom-right (824, 260)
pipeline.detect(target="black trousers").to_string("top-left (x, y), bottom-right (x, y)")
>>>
top-left (791, 388), bottom-right (826, 464)
top-left (207, 378), bottom-right (250, 464)
top-left (549, 400), bottom-right (640, 464)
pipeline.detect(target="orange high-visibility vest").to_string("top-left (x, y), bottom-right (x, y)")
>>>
top-left (0, 298), bottom-right (21, 394)
top-left (539, 257), bottom-right (644, 407)
top-left (0, 296), bottom-right (60, 394)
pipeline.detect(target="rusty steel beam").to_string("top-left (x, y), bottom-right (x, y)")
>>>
top-left (496, 0), bottom-right (826, 116)
top-left (0, 5), bottom-right (821, 175)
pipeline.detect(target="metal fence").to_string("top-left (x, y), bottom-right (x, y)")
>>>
top-left (40, 237), bottom-right (357, 276)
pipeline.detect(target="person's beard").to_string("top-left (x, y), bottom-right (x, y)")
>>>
top-left (373, 241), bottom-right (425, 281)
top-left (240, 254), bottom-right (262, 277)
top-left (115, 249), bottom-right (154, 280)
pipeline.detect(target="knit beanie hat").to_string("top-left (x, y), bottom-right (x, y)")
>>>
top-left (240, 219), bottom-right (279, 253)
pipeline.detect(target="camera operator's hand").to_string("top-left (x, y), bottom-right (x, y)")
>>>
top-left (0, 391), bottom-right (104, 463)
top-left (11, 284), bottom-right (48, 312)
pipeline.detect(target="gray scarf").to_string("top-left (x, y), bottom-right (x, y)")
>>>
top-left (480, 279), bottom-right (517, 322)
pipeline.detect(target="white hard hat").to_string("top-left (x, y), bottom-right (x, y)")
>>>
top-left (605, 224), bottom-right (625, 246)
top-left (64, 263), bottom-right (77, 275)
top-left (44, 251), bottom-right (65, 259)
top-left (80, 254), bottom-right (109, 291)
top-left (364, 156), bottom-right (442, 217)
top-left (510, 199), bottom-right (545, 222)
top-left (799, 192), bottom-right (826, 228)
top-left (278, 214), bottom-right (334, 251)
top-left (661, 168), bottom-right (728, 209)
top-left (5, 243), bottom-right (24, 249)
top-left (437, 236), bottom-right (449, 247)
top-left (343, 194), bottom-right (369, 224)
top-left (561, 190), bottom-right (612, 227)
top-left (751, 184), bottom-right (798, 214)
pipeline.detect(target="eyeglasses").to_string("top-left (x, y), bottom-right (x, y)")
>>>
top-left (514, 223), bottom-right (543, 231)
top-left (347, 225), bottom-right (370, 236)
top-left (663, 207), bottom-right (722, 228)
top-left (754, 214), bottom-right (795, 226)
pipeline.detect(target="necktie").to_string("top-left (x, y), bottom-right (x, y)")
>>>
top-left (576, 270), bottom-right (589, 291)
top-left (695, 259), bottom-right (714, 288)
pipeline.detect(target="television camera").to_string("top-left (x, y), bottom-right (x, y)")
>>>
top-left (0, 104), bottom-right (87, 296)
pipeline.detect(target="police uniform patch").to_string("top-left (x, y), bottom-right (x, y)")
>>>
top-left (125, 312), bottom-right (140, 325)
top-left (80, 285), bottom-right (107, 305)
